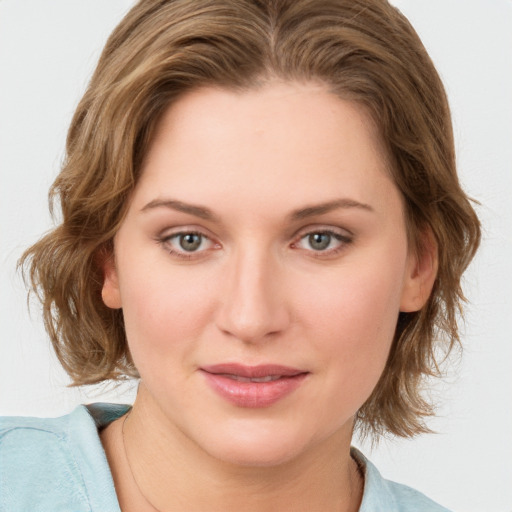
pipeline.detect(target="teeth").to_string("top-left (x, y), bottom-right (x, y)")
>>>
top-left (221, 374), bottom-right (281, 383)
top-left (250, 375), bottom-right (280, 383)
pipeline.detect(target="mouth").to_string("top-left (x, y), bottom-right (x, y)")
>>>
top-left (217, 374), bottom-right (284, 383)
top-left (200, 363), bottom-right (309, 408)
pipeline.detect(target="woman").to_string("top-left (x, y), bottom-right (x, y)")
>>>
top-left (0, 0), bottom-right (480, 510)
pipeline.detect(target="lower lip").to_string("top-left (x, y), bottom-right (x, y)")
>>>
top-left (201, 371), bottom-right (308, 408)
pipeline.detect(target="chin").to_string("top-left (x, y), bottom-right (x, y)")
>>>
top-left (197, 421), bottom-right (318, 468)
top-left (213, 442), bottom-right (304, 468)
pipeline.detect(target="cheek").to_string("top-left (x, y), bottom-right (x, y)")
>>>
top-left (298, 252), bottom-right (407, 385)
top-left (293, 263), bottom-right (406, 432)
top-left (117, 261), bottom-right (216, 365)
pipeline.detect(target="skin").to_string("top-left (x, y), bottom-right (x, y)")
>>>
top-left (100, 81), bottom-right (437, 512)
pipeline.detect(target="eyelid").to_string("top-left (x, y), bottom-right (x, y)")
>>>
top-left (291, 224), bottom-right (353, 241)
top-left (157, 226), bottom-right (221, 259)
top-left (290, 225), bottom-right (354, 256)
top-left (157, 224), bottom-right (218, 243)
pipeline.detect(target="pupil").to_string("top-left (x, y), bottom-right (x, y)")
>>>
top-left (179, 234), bottom-right (201, 251)
top-left (309, 233), bottom-right (331, 250)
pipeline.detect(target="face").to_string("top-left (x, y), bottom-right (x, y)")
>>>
top-left (103, 82), bottom-right (433, 466)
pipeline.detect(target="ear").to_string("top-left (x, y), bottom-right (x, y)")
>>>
top-left (400, 228), bottom-right (438, 312)
top-left (100, 251), bottom-right (122, 310)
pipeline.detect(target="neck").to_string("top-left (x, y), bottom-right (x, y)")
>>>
top-left (107, 387), bottom-right (363, 512)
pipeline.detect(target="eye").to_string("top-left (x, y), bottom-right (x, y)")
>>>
top-left (160, 231), bottom-right (217, 258)
top-left (293, 229), bottom-right (352, 255)
top-left (306, 232), bottom-right (334, 251)
top-left (177, 233), bottom-right (203, 252)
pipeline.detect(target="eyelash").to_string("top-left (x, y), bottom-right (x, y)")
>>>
top-left (157, 227), bottom-right (353, 260)
top-left (157, 230), bottom-right (217, 260)
top-left (291, 229), bottom-right (353, 259)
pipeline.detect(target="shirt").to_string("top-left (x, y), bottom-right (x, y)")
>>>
top-left (0, 403), bottom-right (450, 511)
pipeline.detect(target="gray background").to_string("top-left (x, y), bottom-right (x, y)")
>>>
top-left (1, 1), bottom-right (511, 510)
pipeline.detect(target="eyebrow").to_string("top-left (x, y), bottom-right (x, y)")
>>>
top-left (140, 197), bottom-right (374, 222)
top-left (141, 199), bottom-right (217, 221)
top-left (288, 198), bottom-right (374, 221)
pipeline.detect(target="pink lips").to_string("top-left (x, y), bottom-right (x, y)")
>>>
top-left (200, 363), bottom-right (308, 408)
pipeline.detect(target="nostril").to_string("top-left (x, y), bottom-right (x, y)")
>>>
top-left (215, 300), bottom-right (289, 343)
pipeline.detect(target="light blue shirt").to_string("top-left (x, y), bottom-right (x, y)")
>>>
top-left (0, 403), bottom-right (450, 511)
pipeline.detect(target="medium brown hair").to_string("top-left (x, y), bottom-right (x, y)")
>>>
top-left (20, 0), bottom-right (480, 438)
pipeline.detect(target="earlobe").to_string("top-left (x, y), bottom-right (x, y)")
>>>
top-left (101, 253), bottom-right (122, 310)
top-left (400, 229), bottom-right (438, 313)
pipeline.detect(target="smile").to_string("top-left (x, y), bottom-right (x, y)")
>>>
top-left (200, 364), bottom-right (309, 408)
top-left (219, 374), bottom-right (282, 383)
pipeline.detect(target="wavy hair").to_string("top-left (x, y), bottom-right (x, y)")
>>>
top-left (20, 0), bottom-right (480, 438)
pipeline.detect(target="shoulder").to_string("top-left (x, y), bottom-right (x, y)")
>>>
top-left (0, 403), bottom-right (128, 512)
top-left (381, 479), bottom-right (451, 512)
top-left (0, 407), bottom-right (93, 511)
top-left (353, 448), bottom-right (451, 512)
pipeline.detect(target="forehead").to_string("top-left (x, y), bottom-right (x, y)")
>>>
top-left (132, 81), bottom-right (399, 221)
top-left (147, 81), bottom-right (385, 166)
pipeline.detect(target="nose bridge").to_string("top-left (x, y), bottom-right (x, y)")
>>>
top-left (216, 242), bottom-right (288, 342)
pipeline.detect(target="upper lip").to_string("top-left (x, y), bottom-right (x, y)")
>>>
top-left (200, 363), bottom-right (307, 378)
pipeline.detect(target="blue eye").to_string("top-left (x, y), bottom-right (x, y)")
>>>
top-left (177, 233), bottom-right (203, 252)
top-left (307, 232), bottom-right (333, 251)
top-left (295, 230), bottom-right (351, 254)
top-left (160, 231), bottom-right (216, 258)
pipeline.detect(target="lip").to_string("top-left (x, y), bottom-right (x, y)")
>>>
top-left (200, 363), bottom-right (309, 408)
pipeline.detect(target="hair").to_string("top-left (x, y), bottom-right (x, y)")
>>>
top-left (20, 0), bottom-right (480, 439)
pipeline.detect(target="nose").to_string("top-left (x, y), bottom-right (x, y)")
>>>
top-left (215, 246), bottom-right (290, 344)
